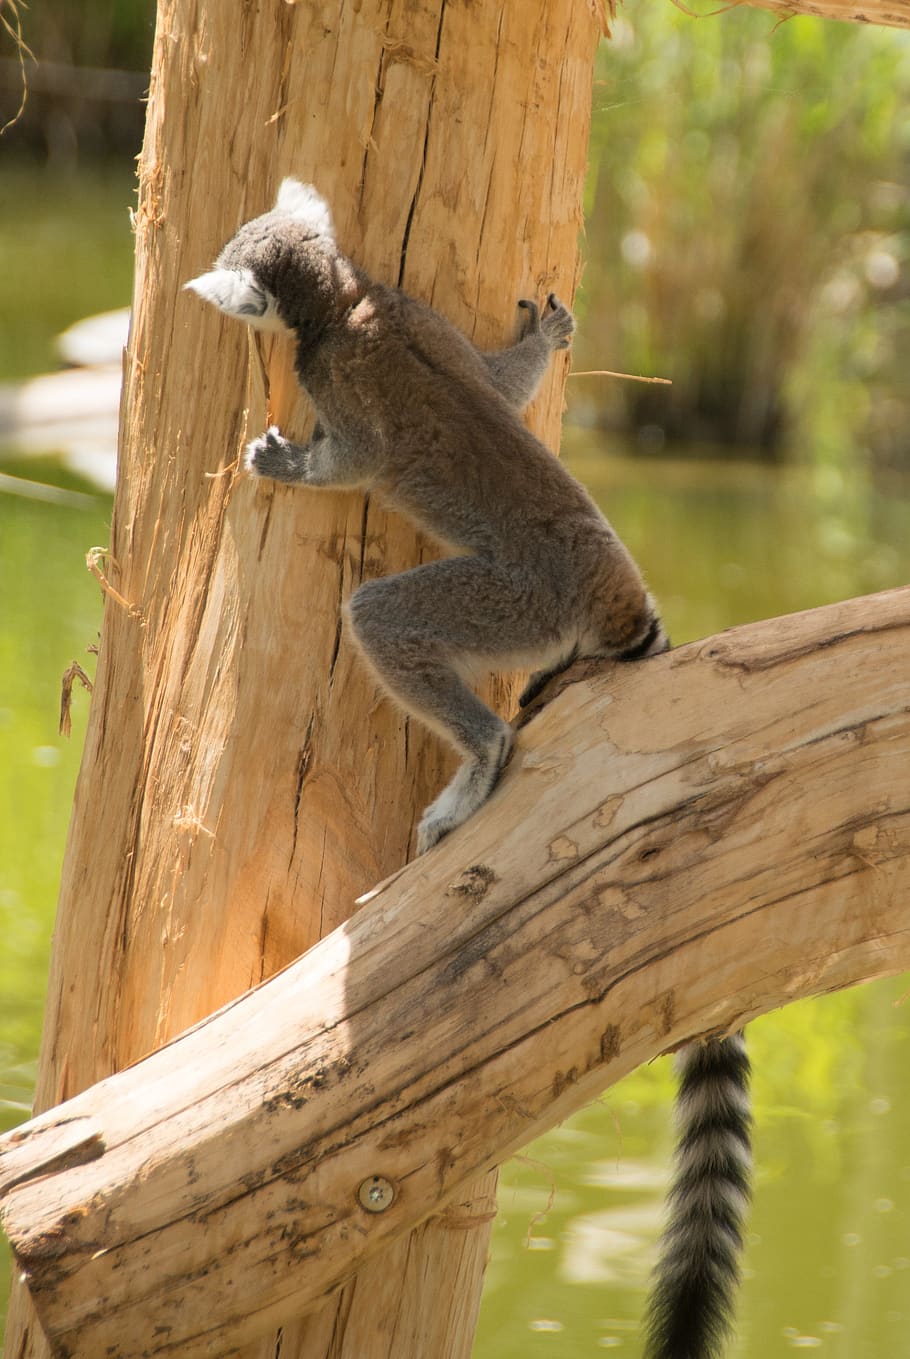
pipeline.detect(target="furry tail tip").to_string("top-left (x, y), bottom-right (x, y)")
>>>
top-left (644, 1033), bottom-right (752, 1359)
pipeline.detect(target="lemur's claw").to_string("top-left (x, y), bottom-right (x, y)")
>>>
top-left (517, 298), bottom-right (540, 333)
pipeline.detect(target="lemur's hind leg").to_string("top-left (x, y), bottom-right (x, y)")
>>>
top-left (481, 294), bottom-right (575, 411)
top-left (346, 557), bottom-right (562, 854)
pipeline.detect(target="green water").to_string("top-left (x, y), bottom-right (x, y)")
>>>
top-left (1, 162), bottom-right (909, 1356)
top-left (0, 458), bottom-right (113, 1329)
top-left (0, 163), bottom-right (136, 380)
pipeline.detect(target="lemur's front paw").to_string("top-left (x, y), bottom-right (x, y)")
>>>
top-left (517, 294), bottom-right (575, 350)
top-left (540, 293), bottom-right (575, 350)
top-left (245, 426), bottom-right (300, 480)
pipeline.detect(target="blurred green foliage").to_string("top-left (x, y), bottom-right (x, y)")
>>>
top-left (572, 6), bottom-right (910, 469)
top-left (1, 0), bottom-right (153, 159)
top-left (15, 0), bottom-right (153, 73)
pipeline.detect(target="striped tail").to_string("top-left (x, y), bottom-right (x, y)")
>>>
top-left (645, 1033), bottom-right (752, 1359)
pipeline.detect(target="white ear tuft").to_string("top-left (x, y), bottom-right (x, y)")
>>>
top-left (275, 178), bottom-right (335, 238)
top-left (184, 267), bottom-right (286, 331)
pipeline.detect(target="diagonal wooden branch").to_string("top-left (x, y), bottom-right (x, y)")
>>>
top-left (2, 586), bottom-right (909, 1359)
top-left (740, 0), bottom-right (910, 29)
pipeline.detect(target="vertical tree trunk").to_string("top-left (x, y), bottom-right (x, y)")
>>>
top-left (3, 1), bottom-right (604, 1355)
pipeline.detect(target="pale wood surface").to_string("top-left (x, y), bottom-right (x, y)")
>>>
top-left (3, 587), bottom-right (908, 1359)
top-left (1, 3), bottom-right (602, 1358)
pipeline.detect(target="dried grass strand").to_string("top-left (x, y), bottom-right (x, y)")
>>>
top-left (59, 662), bottom-right (93, 738)
top-left (86, 546), bottom-right (142, 618)
top-left (1, 0), bottom-right (33, 135)
top-left (570, 368), bottom-right (672, 385)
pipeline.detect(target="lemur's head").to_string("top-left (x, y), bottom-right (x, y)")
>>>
top-left (185, 179), bottom-right (346, 335)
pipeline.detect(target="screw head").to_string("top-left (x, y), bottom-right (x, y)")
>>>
top-left (358, 1175), bottom-right (396, 1213)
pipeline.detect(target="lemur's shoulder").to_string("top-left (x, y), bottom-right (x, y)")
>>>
top-left (380, 287), bottom-right (503, 394)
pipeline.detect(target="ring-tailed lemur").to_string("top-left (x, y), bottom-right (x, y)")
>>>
top-left (185, 178), bottom-right (667, 854)
top-left (186, 179), bottom-right (751, 1357)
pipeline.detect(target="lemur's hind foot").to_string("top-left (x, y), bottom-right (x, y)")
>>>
top-left (415, 723), bottom-right (515, 855)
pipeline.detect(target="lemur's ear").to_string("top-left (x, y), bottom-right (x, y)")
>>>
top-left (184, 268), bottom-right (286, 331)
top-left (274, 178), bottom-right (335, 238)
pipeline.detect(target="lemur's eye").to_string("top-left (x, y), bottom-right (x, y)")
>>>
top-left (237, 292), bottom-right (267, 318)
